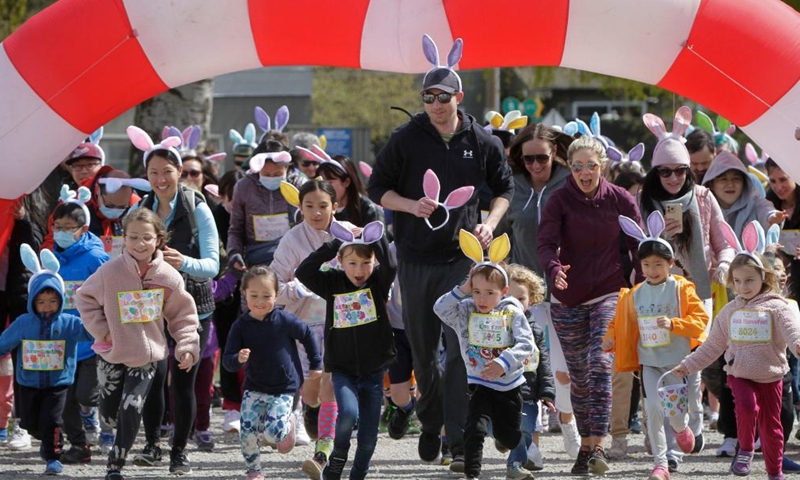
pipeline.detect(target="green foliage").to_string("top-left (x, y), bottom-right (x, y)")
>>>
top-left (0, 0), bottom-right (55, 40)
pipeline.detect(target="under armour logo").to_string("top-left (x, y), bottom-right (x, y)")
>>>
top-left (463, 150), bottom-right (473, 159)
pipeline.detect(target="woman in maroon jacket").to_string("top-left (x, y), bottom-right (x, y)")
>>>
top-left (537, 135), bottom-right (643, 476)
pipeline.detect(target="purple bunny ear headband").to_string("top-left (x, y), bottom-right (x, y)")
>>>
top-left (296, 146), bottom-right (346, 174)
top-left (98, 177), bottom-right (152, 193)
top-left (127, 126), bottom-right (182, 168)
top-left (607, 143), bottom-right (646, 166)
top-left (255, 105), bottom-right (290, 141)
top-left (421, 34), bottom-right (463, 93)
top-left (162, 125), bottom-right (202, 157)
top-left (720, 220), bottom-right (766, 279)
top-left (59, 184), bottom-right (92, 226)
top-left (330, 220), bottom-right (384, 251)
top-left (618, 210), bottom-right (673, 256)
top-left (422, 169), bottom-right (474, 231)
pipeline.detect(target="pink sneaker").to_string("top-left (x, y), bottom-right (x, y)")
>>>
top-left (673, 426), bottom-right (695, 454)
top-left (277, 413), bottom-right (296, 454)
top-left (244, 470), bottom-right (264, 480)
top-left (648, 465), bottom-right (670, 480)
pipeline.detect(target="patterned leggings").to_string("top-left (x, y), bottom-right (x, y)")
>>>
top-left (550, 296), bottom-right (616, 438)
top-left (97, 359), bottom-right (156, 470)
top-left (240, 390), bottom-right (293, 473)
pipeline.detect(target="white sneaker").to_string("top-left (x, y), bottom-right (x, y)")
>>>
top-left (223, 410), bottom-right (241, 433)
top-left (8, 425), bottom-right (31, 450)
top-left (560, 418), bottom-right (580, 459)
top-left (526, 442), bottom-right (544, 470)
top-left (716, 437), bottom-right (737, 457)
top-left (295, 415), bottom-right (311, 446)
top-left (607, 435), bottom-right (628, 460)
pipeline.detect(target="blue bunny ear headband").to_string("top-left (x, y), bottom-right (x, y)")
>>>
top-left (229, 123), bottom-right (258, 151)
top-left (254, 105), bottom-right (290, 142)
top-left (618, 210), bottom-right (674, 256)
top-left (20, 243), bottom-right (64, 294)
top-left (330, 220), bottom-right (385, 251)
top-left (563, 112), bottom-right (613, 149)
top-left (59, 184), bottom-right (92, 227)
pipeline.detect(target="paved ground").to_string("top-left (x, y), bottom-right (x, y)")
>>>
top-left (0, 409), bottom-right (796, 479)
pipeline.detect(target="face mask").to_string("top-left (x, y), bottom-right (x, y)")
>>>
top-left (54, 231), bottom-right (78, 249)
top-left (100, 206), bottom-right (126, 219)
top-left (260, 175), bottom-right (285, 191)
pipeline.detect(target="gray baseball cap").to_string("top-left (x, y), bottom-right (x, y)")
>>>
top-left (422, 67), bottom-right (462, 94)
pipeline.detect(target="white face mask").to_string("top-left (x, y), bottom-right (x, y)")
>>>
top-left (100, 205), bottom-right (126, 219)
top-left (259, 175), bottom-right (285, 191)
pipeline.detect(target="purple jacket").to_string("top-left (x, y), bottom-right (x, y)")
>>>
top-left (538, 175), bottom-right (643, 307)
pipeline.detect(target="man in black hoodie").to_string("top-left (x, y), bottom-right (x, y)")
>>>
top-left (368, 66), bottom-right (514, 471)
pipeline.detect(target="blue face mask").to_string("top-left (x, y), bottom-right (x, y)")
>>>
top-left (260, 175), bottom-right (285, 191)
top-left (100, 206), bottom-right (126, 219)
top-left (54, 231), bottom-right (78, 249)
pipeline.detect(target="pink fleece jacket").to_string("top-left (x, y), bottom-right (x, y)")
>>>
top-left (77, 250), bottom-right (201, 368)
top-left (681, 292), bottom-right (800, 383)
top-left (686, 186), bottom-right (735, 278)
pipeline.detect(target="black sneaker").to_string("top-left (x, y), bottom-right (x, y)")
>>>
top-left (321, 452), bottom-right (347, 480)
top-left (588, 445), bottom-right (610, 475)
top-left (388, 404), bottom-right (413, 440)
top-left (169, 447), bottom-right (192, 475)
top-left (418, 431), bottom-right (442, 463)
top-left (449, 454), bottom-right (465, 473)
top-left (104, 470), bottom-right (124, 480)
top-left (691, 432), bottom-right (705, 453)
top-left (668, 458), bottom-right (679, 473)
top-left (61, 444), bottom-right (91, 464)
top-left (304, 405), bottom-right (320, 440)
top-left (132, 443), bottom-right (162, 466)
top-left (571, 446), bottom-right (591, 475)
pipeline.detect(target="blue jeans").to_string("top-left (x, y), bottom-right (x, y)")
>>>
top-left (508, 400), bottom-right (539, 466)
top-left (330, 369), bottom-right (385, 479)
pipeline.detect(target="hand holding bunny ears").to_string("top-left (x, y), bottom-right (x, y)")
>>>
top-left (127, 126), bottom-right (182, 168)
top-left (619, 210), bottom-right (673, 257)
top-left (459, 230), bottom-right (511, 286)
top-left (422, 170), bottom-right (474, 231)
top-left (59, 184), bottom-right (92, 226)
top-left (20, 243), bottom-right (64, 294)
top-left (330, 220), bottom-right (385, 251)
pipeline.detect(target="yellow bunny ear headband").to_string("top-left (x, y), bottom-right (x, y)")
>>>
top-left (280, 181), bottom-right (302, 224)
top-left (459, 230), bottom-right (511, 286)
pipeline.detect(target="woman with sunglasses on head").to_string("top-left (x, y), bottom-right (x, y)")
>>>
top-left (537, 135), bottom-right (644, 476)
top-left (318, 155), bottom-right (384, 228)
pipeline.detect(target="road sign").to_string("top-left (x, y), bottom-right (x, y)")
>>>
top-left (502, 96), bottom-right (520, 114)
top-left (317, 128), bottom-right (352, 157)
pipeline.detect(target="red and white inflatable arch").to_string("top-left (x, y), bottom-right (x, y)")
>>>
top-left (1, 0), bottom-right (799, 201)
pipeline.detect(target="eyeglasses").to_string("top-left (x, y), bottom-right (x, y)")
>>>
top-left (53, 225), bottom-right (80, 233)
top-left (657, 166), bottom-right (689, 178)
top-left (421, 92), bottom-right (453, 104)
top-left (569, 162), bottom-right (601, 173)
top-left (69, 161), bottom-right (101, 172)
top-left (181, 170), bottom-right (202, 179)
top-left (301, 161), bottom-right (320, 168)
top-left (125, 234), bottom-right (157, 243)
top-left (522, 153), bottom-right (552, 164)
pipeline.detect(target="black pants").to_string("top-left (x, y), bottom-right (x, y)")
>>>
top-left (142, 322), bottom-right (210, 449)
top-left (62, 355), bottom-right (100, 448)
top-left (18, 385), bottom-right (68, 461)
top-left (97, 359), bottom-right (156, 470)
top-left (464, 385), bottom-right (522, 477)
top-left (212, 297), bottom-right (243, 406)
top-left (781, 374), bottom-right (794, 447)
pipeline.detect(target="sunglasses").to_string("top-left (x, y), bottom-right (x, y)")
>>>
top-left (302, 161), bottom-right (320, 168)
top-left (569, 162), bottom-right (601, 173)
top-left (181, 170), bottom-right (202, 179)
top-left (421, 92), bottom-right (453, 104)
top-left (522, 153), bottom-right (551, 164)
top-left (657, 166), bottom-right (689, 178)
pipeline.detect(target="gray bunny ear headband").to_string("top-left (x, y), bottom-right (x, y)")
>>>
top-left (618, 210), bottom-right (673, 256)
top-left (330, 220), bottom-right (384, 251)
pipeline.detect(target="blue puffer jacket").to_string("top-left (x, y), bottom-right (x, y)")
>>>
top-left (0, 267), bottom-right (94, 388)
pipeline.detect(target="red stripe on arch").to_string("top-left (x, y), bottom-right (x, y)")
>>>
top-left (444, 0), bottom-right (569, 68)
top-left (658, 0), bottom-right (800, 126)
top-left (3, 0), bottom-right (167, 133)
top-left (249, 0), bottom-right (371, 68)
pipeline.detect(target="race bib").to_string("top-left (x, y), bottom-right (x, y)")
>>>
top-left (118, 289), bottom-right (164, 324)
top-left (522, 351), bottom-right (540, 372)
top-left (638, 316), bottom-right (671, 348)
top-left (21, 339), bottom-right (66, 371)
top-left (468, 313), bottom-right (513, 349)
top-left (333, 289), bottom-right (378, 328)
top-left (253, 214), bottom-right (290, 242)
top-left (102, 235), bottom-right (124, 255)
top-left (63, 280), bottom-right (83, 311)
top-left (730, 309), bottom-right (772, 343)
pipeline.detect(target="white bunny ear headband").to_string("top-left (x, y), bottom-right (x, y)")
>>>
top-left (68, 127), bottom-right (105, 165)
top-left (607, 143), bottom-right (646, 167)
top-left (20, 243), bottom-right (64, 294)
top-left (98, 177), bottom-right (152, 194)
top-left (247, 151), bottom-right (293, 173)
top-left (720, 220), bottom-right (766, 279)
top-left (255, 105), bottom-right (290, 142)
top-left (330, 220), bottom-right (385, 251)
top-left (296, 145), bottom-right (346, 174)
top-left (484, 110), bottom-right (528, 133)
top-left (618, 210), bottom-right (674, 257)
top-left (422, 169), bottom-right (474, 231)
top-left (59, 184), bottom-right (92, 227)
top-left (459, 230), bottom-right (511, 286)
top-left (564, 112), bottom-right (612, 149)
top-left (127, 126), bottom-right (182, 168)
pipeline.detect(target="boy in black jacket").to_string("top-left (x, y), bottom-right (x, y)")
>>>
top-left (295, 220), bottom-right (396, 480)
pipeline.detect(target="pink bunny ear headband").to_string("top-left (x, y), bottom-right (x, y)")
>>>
top-left (720, 220), bottom-right (766, 279)
top-left (162, 125), bottom-right (201, 158)
top-left (98, 177), bottom-right (152, 193)
top-left (255, 105), bottom-right (290, 142)
top-left (643, 106), bottom-right (692, 167)
top-left (247, 151), bottom-right (293, 173)
top-left (59, 184), bottom-right (92, 226)
top-left (330, 220), bottom-right (384, 251)
top-left (422, 169), bottom-right (474, 231)
top-left (296, 145), bottom-right (346, 174)
top-left (618, 210), bottom-right (673, 257)
top-left (68, 127), bottom-right (105, 165)
top-left (745, 142), bottom-right (769, 167)
top-left (127, 126), bottom-right (182, 168)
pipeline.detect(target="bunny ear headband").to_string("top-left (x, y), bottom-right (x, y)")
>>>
top-left (229, 123), bottom-right (258, 150)
top-left (127, 126), bottom-right (182, 168)
top-left (296, 145), bottom-right (346, 174)
top-left (59, 184), bottom-right (92, 227)
top-left (720, 220), bottom-right (766, 279)
top-left (279, 181), bottom-right (302, 224)
top-left (359, 162), bottom-right (373, 179)
top-left (745, 142), bottom-right (769, 168)
top-left (422, 169), bottom-right (474, 231)
top-left (695, 111), bottom-right (737, 150)
top-left (162, 125), bottom-right (202, 158)
top-left (330, 220), bottom-right (385, 251)
top-left (98, 177), bottom-right (152, 194)
top-left (247, 151), bottom-right (293, 173)
top-left (607, 143), bottom-right (646, 166)
top-left (618, 210), bottom-right (673, 256)
top-left (68, 127), bottom-right (105, 165)
top-left (255, 105), bottom-right (290, 142)
top-left (564, 112), bottom-right (611, 149)
top-left (484, 110), bottom-right (528, 133)
top-left (20, 243), bottom-right (64, 294)
top-left (421, 34), bottom-right (463, 93)
top-left (643, 106), bottom-right (692, 167)
top-left (459, 230), bottom-right (511, 286)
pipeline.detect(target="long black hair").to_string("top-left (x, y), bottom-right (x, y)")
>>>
top-left (639, 167), bottom-right (696, 254)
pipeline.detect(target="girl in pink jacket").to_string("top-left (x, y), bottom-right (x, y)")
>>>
top-left (77, 208), bottom-right (200, 480)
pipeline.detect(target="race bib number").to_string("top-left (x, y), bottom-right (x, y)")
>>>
top-left (638, 316), bottom-right (670, 348)
top-left (253, 214), bottom-right (290, 242)
top-left (21, 340), bottom-right (66, 371)
top-left (63, 280), bottom-right (83, 311)
top-left (333, 289), bottom-right (378, 328)
top-left (468, 313), bottom-right (513, 349)
top-left (730, 309), bottom-right (772, 343)
top-left (118, 289), bottom-right (164, 324)
top-left (102, 235), bottom-right (124, 255)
